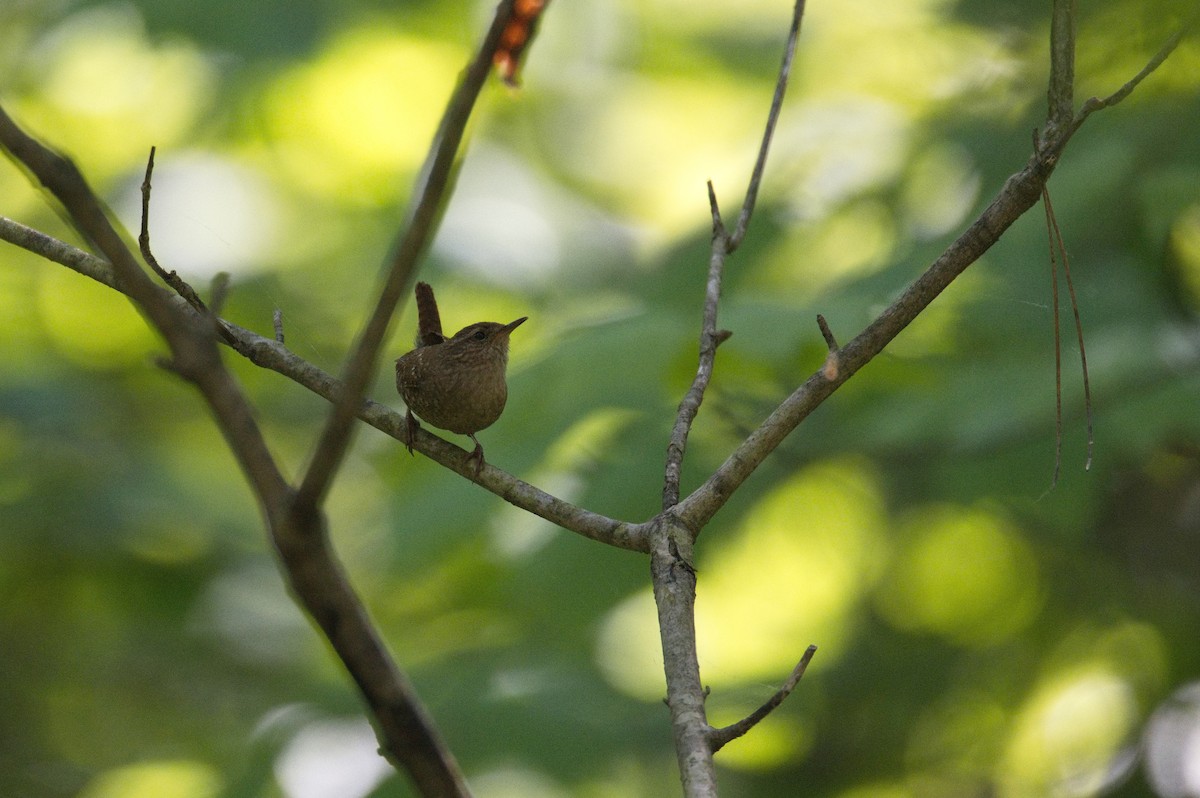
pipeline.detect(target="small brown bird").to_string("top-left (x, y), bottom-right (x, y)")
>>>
top-left (395, 309), bottom-right (526, 471)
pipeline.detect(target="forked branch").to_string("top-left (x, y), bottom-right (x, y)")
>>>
top-left (661, 0), bottom-right (806, 511)
top-left (674, 15), bottom-right (1191, 533)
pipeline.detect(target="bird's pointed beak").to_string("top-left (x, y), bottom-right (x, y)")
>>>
top-left (500, 317), bottom-right (528, 335)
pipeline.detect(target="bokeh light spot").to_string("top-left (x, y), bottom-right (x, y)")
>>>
top-left (37, 266), bottom-right (155, 368)
top-left (264, 28), bottom-right (462, 201)
top-left (78, 760), bottom-right (220, 798)
top-left (876, 505), bottom-right (1040, 646)
top-left (1001, 669), bottom-right (1139, 797)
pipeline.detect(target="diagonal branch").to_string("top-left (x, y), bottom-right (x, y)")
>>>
top-left (294, 0), bottom-right (518, 514)
top-left (1071, 20), bottom-right (1193, 131)
top-left (673, 19), bottom-right (1189, 532)
top-left (0, 107), bottom-right (481, 796)
top-left (708, 645), bottom-right (817, 753)
top-left (0, 106), bottom-right (291, 511)
top-left (729, 0), bottom-right (805, 250)
top-left (662, 183), bottom-right (732, 510)
top-left (0, 214), bottom-right (652, 553)
top-left (661, 0), bottom-right (806, 512)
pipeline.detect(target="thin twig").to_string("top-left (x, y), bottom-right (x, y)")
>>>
top-left (294, 0), bottom-right (519, 514)
top-left (708, 179), bottom-right (727, 238)
top-left (817, 314), bottom-right (840, 381)
top-left (708, 645), bottom-right (817, 753)
top-left (1071, 21), bottom-right (1193, 131)
top-left (729, 0), bottom-right (806, 249)
top-left (139, 146), bottom-right (210, 314)
top-left (273, 308), bottom-right (285, 344)
top-left (662, 182), bottom-right (731, 510)
top-left (660, 0), bottom-right (807, 511)
top-left (816, 314), bottom-right (838, 352)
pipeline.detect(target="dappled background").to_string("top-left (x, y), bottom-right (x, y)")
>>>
top-left (2, 0), bottom-right (1200, 796)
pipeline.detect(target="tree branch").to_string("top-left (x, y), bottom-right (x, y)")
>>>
top-left (0, 107), bottom-right (290, 511)
top-left (0, 106), bottom-right (478, 797)
top-left (2, 6), bottom-right (1190, 796)
top-left (650, 518), bottom-right (716, 796)
top-left (293, 0), bottom-right (518, 515)
top-left (673, 17), bottom-right (1189, 533)
top-left (661, 0), bottom-right (805, 512)
top-left (0, 216), bottom-right (651, 553)
top-left (1071, 20), bottom-right (1193, 132)
top-left (139, 145), bottom-right (210, 315)
top-left (729, 0), bottom-right (805, 249)
top-left (662, 183), bottom-right (732, 510)
top-left (1045, 0), bottom-right (1075, 134)
top-left (708, 645), bottom-right (817, 753)
top-left (654, 3), bottom-right (809, 795)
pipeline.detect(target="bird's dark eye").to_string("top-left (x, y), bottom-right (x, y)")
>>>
top-left (472, 329), bottom-right (487, 341)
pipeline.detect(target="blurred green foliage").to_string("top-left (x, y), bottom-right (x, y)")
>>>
top-left (2, 1), bottom-right (1200, 796)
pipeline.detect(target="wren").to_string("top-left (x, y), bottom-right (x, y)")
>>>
top-left (395, 283), bottom-right (526, 471)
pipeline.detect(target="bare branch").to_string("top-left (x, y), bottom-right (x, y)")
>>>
top-left (708, 645), bottom-right (817, 753)
top-left (675, 157), bottom-right (1045, 529)
top-left (650, 518), bottom-right (718, 796)
top-left (1072, 21), bottom-right (1193, 131)
top-left (0, 113), bottom-right (478, 795)
top-left (816, 314), bottom-right (838, 351)
top-left (662, 184), bottom-right (732, 510)
top-left (139, 146), bottom-right (209, 314)
top-left (729, 0), bottom-right (806, 249)
top-left (1045, 0), bottom-right (1076, 133)
top-left (294, 0), bottom-right (519, 514)
top-left (0, 218), bottom-right (651, 553)
top-left (817, 314), bottom-right (840, 381)
top-left (661, 0), bottom-right (807, 513)
top-left (672, 18), bottom-right (1186, 532)
top-left (0, 106), bottom-right (289, 510)
top-left (0, 214), bottom-right (119, 289)
top-left (272, 509), bottom-right (474, 798)
top-left (707, 179), bottom-right (726, 238)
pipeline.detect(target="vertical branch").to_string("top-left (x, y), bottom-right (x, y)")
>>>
top-left (662, 183), bottom-right (730, 510)
top-left (654, 3), bottom-right (809, 795)
top-left (1046, 0), bottom-right (1076, 132)
top-left (651, 523), bottom-right (718, 797)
